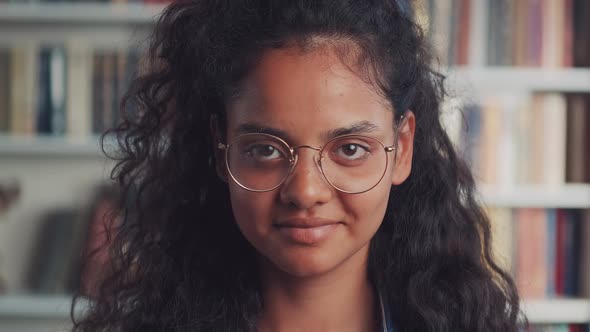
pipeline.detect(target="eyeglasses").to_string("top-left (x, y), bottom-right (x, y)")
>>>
top-left (217, 132), bottom-right (399, 194)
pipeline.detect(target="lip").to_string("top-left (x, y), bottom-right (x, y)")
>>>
top-left (274, 218), bottom-right (341, 245)
top-left (275, 217), bottom-right (340, 228)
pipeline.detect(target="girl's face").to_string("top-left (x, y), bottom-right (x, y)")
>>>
top-left (221, 45), bottom-right (415, 278)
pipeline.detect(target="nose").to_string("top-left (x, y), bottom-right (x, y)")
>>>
top-left (279, 148), bottom-right (333, 209)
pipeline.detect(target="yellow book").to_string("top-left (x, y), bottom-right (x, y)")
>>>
top-left (487, 207), bottom-right (514, 274)
top-left (66, 41), bottom-right (93, 138)
top-left (10, 43), bottom-right (38, 135)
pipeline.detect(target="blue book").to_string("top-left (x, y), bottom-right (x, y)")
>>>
top-left (36, 47), bottom-right (51, 134)
top-left (564, 210), bottom-right (581, 296)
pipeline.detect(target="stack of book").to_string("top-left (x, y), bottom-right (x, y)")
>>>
top-left (525, 325), bottom-right (588, 332)
top-left (414, 0), bottom-right (590, 67)
top-left (0, 44), bottom-right (141, 138)
top-left (458, 93), bottom-right (590, 187)
top-left (489, 208), bottom-right (590, 299)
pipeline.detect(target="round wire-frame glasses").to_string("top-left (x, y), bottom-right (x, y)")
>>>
top-left (218, 133), bottom-right (397, 194)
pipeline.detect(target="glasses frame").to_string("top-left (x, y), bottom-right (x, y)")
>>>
top-left (218, 131), bottom-right (399, 194)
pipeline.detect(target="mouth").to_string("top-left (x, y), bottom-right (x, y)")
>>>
top-left (274, 218), bottom-right (342, 245)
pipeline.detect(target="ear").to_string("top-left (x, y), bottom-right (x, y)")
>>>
top-left (391, 111), bottom-right (415, 185)
top-left (210, 115), bottom-right (228, 183)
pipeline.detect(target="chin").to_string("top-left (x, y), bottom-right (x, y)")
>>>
top-left (263, 247), bottom-right (346, 278)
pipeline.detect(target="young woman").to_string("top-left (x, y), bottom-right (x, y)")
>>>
top-left (73, 1), bottom-right (521, 331)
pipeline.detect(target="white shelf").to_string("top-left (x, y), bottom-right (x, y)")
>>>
top-left (0, 294), bottom-right (87, 319)
top-left (0, 295), bottom-right (588, 324)
top-left (0, 3), bottom-right (165, 24)
top-left (479, 184), bottom-right (590, 208)
top-left (522, 298), bottom-right (590, 324)
top-left (448, 67), bottom-right (590, 93)
top-left (0, 135), bottom-right (106, 158)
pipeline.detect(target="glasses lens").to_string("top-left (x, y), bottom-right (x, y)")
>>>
top-left (226, 134), bottom-right (292, 191)
top-left (320, 136), bottom-right (388, 193)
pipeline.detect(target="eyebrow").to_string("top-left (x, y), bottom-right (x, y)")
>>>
top-left (236, 123), bottom-right (291, 139)
top-left (325, 121), bottom-right (380, 139)
top-left (235, 120), bottom-right (381, 142)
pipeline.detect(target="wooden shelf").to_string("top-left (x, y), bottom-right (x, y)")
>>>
top-left (479, 184), bottom-right (590, 208)
top-left (448, 67), bottom-right (590, 93)
top-left (0, 3), bottom-right (165, 24)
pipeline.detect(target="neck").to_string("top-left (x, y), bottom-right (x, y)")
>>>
top-left (256, 246), bottom-right (380, 332)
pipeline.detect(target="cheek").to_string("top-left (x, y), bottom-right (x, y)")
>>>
top-left (228, 185), bottom-right (275, 238)
top-left (341, 181), bottom-right (391, 235)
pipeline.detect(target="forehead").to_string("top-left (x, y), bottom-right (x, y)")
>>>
top-left (225, 45), bottom-right (394, 142)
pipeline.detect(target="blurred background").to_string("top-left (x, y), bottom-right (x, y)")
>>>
top-left (0, 0), bottom-right (589, 331)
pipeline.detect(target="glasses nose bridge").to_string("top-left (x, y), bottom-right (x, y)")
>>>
top-left (292, 144), bottom-right (321, 158)
top-left (292, 144), bottom-right (321, 152)
top-left (290, 144), bottom-right (323, 169)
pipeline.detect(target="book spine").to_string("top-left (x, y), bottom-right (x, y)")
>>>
top-left (10, 43), bottom-right (38, 135)
top-left (0, 48), bottom-right (10, 132)
top-left (49, 46), bottom-right (67, 135)
top-left (66, 41), bottom-right (92, 138)
top-left (516, 208), bottom-right (548, 298)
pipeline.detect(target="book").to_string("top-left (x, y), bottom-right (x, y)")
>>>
top-left (36, 45), bottom-right (67, 135)
top-left (0, 49), bottom-right (10, 132)
top-left (425, 0), bottom-right (586, 68)
top-left (541, 93), bottom-right (567, 186)
top-left (26, 207), bottom-right (79, 293)
top-left (479, 97), bottom-right (501, 185)
top-left (455, 0), bottom-right (471, 65)
top-left (565, 94), bottom-right (588, 183)
top-left (555, 209), bottom-right (567, 294)
top-left (512, 0), bottom-right (528, 66)
top-left (526, 0), bottom-right (543, 66)
top-left (487, 207), bottom-right (514, 273)
top-left (516, 208), bottom-right (547, 298)
top-left (66, 41), bottom-right (92, 138)
top-left (92, 53), bottom-right (105, 135)
top-left (573, 0), bottom-right (590, 67)
top-left (545, 208), bottom-right (557, 296)
top-left (9, 43), bottom-right (38, 135)
top-left (430, 0), bottom-right (452, 66)
top-left (579, 210), bottom-right (590, 297)
top-left (0, 45), bottom-right (143, 138)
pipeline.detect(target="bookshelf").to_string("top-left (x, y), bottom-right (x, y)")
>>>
top-left (522, 299), bottom-right (590, 324)
top-left (0, 4), bottom-right (153, 330)
top-left (0, 294), bottom-right (82, 319)
top-left (0, 3), bottom-right (158, 49)
top-left (0, 294), bottom-right (87, 332)
top-left (0, 135), bottom-right (105, 158)
top-left (447, 67), bottom-right (590, 94)
top-left (479, 185), bottom-right (590, 209)
top-left (0, 0), bottom-right (588, 330)
top-left (0, 295), bottom-right (588, 326)
top-left (0, 3), bottom-right (164, 24)
top-left (427, 0), bottom-right (590, 330)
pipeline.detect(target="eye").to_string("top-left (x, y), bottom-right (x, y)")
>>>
top-left (244, 144), bottom-right (285, 161)
top-left (339, 144), bottom-right (365, 158)
top-left (331, 142), bottom-right (371, 161)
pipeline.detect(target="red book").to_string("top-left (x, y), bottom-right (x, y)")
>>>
top-left (516, 208), bottom-right (547, 298)
top-left (563, 0), bottom-right (574, 67)
top-left (555, 209), bottom-right (568, 295)
top-left (527, 0), bottom-right (543, 66)
top-left (456, 0), bottom-right (471, 65)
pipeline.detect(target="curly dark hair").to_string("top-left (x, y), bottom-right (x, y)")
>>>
top-left (72, 0), bottom-right (521, 331)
